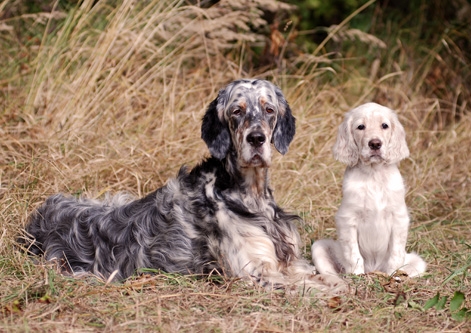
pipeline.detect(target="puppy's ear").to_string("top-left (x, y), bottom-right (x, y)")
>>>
top-left (332, 113), bottom-right (359, 166)
top-left (387, 113), bottom-right (410, 163)
top-left (272, 87), bottom-right (296, 155)
top-left (201, 93), bottom-right (231, 160)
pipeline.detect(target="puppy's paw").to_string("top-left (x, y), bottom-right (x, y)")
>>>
top-left (353, 267), bottom-right (365, 275)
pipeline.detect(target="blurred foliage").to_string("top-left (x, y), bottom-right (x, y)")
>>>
top-left (290, 0), bottom-right (369, 30)
top-left (2, 0), bottom-right (470, 123)
top-left (283, 0), bottom-right (471, 123)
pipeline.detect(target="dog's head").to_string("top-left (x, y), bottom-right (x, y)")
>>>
top-left (201, 79), bottom-right (295, 167)
top-left (332, 103), bottom-right (409, 167)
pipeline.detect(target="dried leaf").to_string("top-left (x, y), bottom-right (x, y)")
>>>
top-left (327, 296), bottom-right (342, 309)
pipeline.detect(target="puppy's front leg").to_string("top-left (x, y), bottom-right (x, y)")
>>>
top-left (336, 213), bottom-right (364, 274)
top-left (385, 211), bottom-right (409, 274)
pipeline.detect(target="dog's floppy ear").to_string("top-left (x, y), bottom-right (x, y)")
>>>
top-left (201, 93), bottom-right (231, 160)
top-left (332, 112), bottom-right (359, 166)
top-left (387, 112), bottom-right (410, 163)
top-left (272, 87), bottom-right (296, 155)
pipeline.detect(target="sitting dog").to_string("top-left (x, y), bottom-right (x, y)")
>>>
top-left (311, 103), bottom-right (426, 277)
top-left (22, 79), bottom-right (345, 292)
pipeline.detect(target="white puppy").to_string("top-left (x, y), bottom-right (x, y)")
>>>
top-left (312, 103), bottom-right (426, 277)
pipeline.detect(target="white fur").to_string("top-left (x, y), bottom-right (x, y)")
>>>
top-left (312, 103), bottom-right (426, 277)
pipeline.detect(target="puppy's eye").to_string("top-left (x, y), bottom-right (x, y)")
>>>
top-left (382, 123), bottom-right (389, 129)
top-left (266, 108), bottom-right (275, 114)
top-left (357, 124), bottom-right (365, 130)
top-left (232, 109), bottom-right (241, 115)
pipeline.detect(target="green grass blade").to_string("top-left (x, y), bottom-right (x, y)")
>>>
top-left (423, 293), bottom-right (440, 310)
top-left (450, 291), bottom-right (465, 312)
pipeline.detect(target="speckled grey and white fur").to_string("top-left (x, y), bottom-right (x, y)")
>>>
top-left (22, 79), bottom-right (345, 292)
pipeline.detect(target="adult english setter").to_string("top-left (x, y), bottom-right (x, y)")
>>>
top-left (311, 103), bottom-right (426, 277)
top-left (22, 79), bottom-right (344, 292)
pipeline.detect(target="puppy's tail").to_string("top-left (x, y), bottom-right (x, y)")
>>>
top-left (403, 252), bottom-right (427, 277)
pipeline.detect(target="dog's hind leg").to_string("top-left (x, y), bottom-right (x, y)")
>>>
top-left (311, 239), bottom-right (343, 276)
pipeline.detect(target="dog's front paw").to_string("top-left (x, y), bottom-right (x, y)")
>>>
top-left (353, 267), bottom-right (365, 275)
top-left (309, 273), bottom-right (349, 294)
top-left (344, 259), bottom-right (364, 275)
top-left (385, 254), bottom-right (406, 275)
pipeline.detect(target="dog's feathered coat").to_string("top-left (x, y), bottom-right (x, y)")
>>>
top-left (312, 103), bottom-right (426, 277)
top-left (23, 79), bottom-right (344, 291)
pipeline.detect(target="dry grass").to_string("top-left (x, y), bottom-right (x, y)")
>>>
top-left (1, 0), bottom-right (471, 331)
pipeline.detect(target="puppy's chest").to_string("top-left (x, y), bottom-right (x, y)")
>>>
top-left (342, 170), bottom-right (404, 213)
top-left (351, 179), bottom-right (398, 257)
top-left (361, 182), bottom-right (393, 212)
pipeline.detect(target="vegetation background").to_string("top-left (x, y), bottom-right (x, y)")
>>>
top-left (1, 0), bottom-right (470, 331)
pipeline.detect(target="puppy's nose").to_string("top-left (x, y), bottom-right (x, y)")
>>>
top-left (247, 131), bottom-right (266, 147)
top-left (368, 139), bottom-right (382, 150)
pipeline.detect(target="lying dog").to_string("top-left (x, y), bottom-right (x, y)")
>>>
top-left (312, 103), bottom-right (426, 277)
top-left (22, 79), bottom-right (344, 292)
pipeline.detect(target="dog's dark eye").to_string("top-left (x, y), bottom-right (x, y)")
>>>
top-left (357, 124), bottom-right (365, 130)
top-left (382, 123), bottom-right (389, 129)
top-left (266, 108), bottom-right (274, 114)
top-left (232, 109), bottom-right (241, 115)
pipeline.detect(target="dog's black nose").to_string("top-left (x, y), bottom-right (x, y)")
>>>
top-left (368, 139), bottom-right (382, 150)
top-left (247, 131), bottom-right (266, 147)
